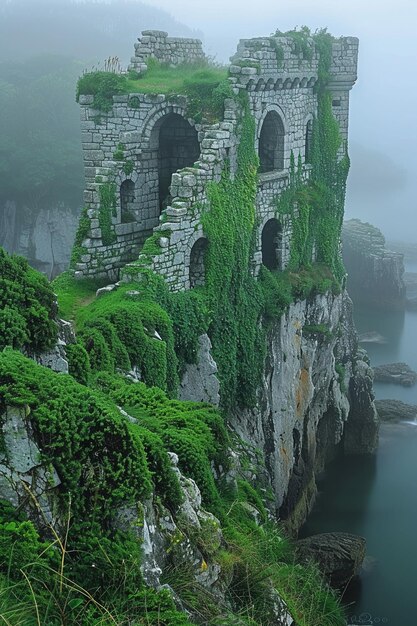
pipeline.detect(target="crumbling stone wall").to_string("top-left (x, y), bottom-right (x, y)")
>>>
top-left (75, 31), bottom-right (358, 288)
top-left (129, 30), bottom-right (206, 75)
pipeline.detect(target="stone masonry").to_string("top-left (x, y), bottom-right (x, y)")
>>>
top-left (75, 30), bottom-right (358, 289)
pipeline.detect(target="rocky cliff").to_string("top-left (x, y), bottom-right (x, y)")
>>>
top-left (0, 201), bottom-right (79, 279)
top-left (342, 219), bottom-right (406, 310)
top-left (184, 289), bottom-right (378, 534)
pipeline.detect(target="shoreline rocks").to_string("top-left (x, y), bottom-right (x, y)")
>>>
top-left (342, 219), bottom-right (406, 310)
top-left (375, 399), bottom-right (417, 422)
top-left (296, 532), bottom-right (366, 589)
top-left (373, 362), bottom-right (417, 387)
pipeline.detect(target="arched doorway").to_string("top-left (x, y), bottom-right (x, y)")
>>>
top-left (158, 113), bottom-right (200, 211)
top-left (120, 179), bottom-right (135, 223)
top-left (261, 219), bottom-right (282, 270)
top-left (189, 238), bottom-right (208, 287)
top-left (259, 111), bottom-right (285, 173)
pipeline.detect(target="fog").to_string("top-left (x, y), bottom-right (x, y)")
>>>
top-left (0, 0), bottom-right (416, 249)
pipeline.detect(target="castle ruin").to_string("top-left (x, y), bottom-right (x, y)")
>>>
top-left (75, 30), bottom-right (358, 290)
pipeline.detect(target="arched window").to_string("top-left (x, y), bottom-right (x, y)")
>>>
top-left (120, 179), bottom-right (135, 223)
top-left (261, 219), bottom-right (282, 270)
top-left (189, 238), bottom-right (208, 287)
top-left (305, 119), bottom-right (313, 164)
top-left (158, 113), bottom-right (200, 212)
top-left (259, 111), bottom-right (285, 173)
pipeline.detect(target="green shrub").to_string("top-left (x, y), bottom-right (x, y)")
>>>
top-left (0, 247), bottom-right (57, 352)
top-left (65, 342), bottom-right (91, 385)
top-left (76, 71), bottom-right (127, 112)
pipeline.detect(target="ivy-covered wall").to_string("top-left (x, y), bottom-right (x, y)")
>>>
top-left (73, 29), bottom-right (358, 288)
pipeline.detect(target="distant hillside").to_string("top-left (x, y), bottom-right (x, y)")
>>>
top-left (0, 0), bottom-right (201, 64)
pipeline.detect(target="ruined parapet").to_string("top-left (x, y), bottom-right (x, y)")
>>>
top-left (328, 37), bottom-right (359, 146)
top-left (129, 30), bottom-right (206, 75)
top-left (230, 35), bottom-right (319, 91)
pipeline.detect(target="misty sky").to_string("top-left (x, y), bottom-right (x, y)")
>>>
top-left (146, 0), bottom-right (417, 242)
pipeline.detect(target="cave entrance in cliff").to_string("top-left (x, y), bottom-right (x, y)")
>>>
top-left (259, 111), bottom-right (285, 173)
top-left (157, 113), bottom-right (200, 212)
top-left (189, 237), bottom-right (208, 288)
top-left (120, 179), bottom-right (135, 223)
top-left (262, 219), bottom-right (282, 270)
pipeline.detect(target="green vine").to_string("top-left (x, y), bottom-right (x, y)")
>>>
top-left (70, 206), bottom-right (90, 268)
top-left (202, 95), bottom-right (266, 411)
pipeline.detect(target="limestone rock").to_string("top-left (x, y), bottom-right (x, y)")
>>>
top-left (296, 532), bottom-right (366, 588)
top-left (0, 406), bottom-right (60, 526)
top-left (342, 219), bottom-right (406, 310)
top-left (179, 334), bottom-right (220, 406)
top-left (373, 362), bottom-right (417, 386)
top-left (375, 399), bottom-right (417, 422)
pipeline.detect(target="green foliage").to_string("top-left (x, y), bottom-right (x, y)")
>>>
top-left (98, 182), bottom-right (117, 245)
top-left (52, 270), bottom-right (105, 322)
top-left (113, 142), bottom-right (125, 161)
top-left (335, 363), bottom-right (347, 393)
top-left (77, 62), bottom-right (230, 123)
top-left (70, 206), bottom-right (90, 267)
top-left (0, 350), bottom-right (152, 525)
top-left (0, 247), bottom-right (57, 352)
top-left (94, 372), bottom-right (228, 509)
top-left (303, 324), bottom-right (333, 338)
top-left (157, 287), bottom-right (211, 373)
top-left (275, 26), bottom-right (314, 61)
top-left (76, 70), bottom-right (127, 112)
top-left (65, 341), bottom-right (91, 385)
top-left (268, 38), bottom-right (285, 65)
top-left (184, 72), bottom-right (234, 123)
top-left (203, 99), bottom-right (265, 411)
top-left (0, 501), bottom-right (49, 578)
top-left (123, 159), bottom-right (134, 175)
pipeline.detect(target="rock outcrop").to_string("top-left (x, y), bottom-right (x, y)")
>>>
top-left (224, 289), bottom-right (378, 533)
top-left (0, 201), bottom-right (79, 279)
top-left (179, 334), bottom-right (220, 406)
top-left (373, 362), bottom-right (417, 386)
top-left (375, 399), bottom-right (417, 422)
top-left (342, 219), bottom-right (406, 310)
top-left (296, 532), bottom-right (366, 588)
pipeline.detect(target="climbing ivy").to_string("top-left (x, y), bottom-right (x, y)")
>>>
top-left (70, 206), bottom-right (90, 268)
top-left (202, 96), bottom-right (266, 411)
top-left (275, 30), bottom-right (349, 283)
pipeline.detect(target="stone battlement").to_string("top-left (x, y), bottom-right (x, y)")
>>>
top-left (129, 30), bottom-right (206, 75)
top-left (75, 30), bottom-right (358, 289)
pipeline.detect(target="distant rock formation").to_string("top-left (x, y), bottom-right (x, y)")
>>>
top-left (373, 362), bottom-right (417, 387)
top-left (375, 399), bottom-right (417, 422)
top-left (0, 201), bottom-right (79, 279)
top-left (342, 219), bottom-right (406, 310)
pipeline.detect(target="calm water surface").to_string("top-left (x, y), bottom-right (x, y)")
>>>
top-left (301, 268), bottom-right (417, 626)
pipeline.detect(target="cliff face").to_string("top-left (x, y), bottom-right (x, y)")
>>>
top-left (183, 289), bottom-right (378, 534)
top-left (342, 219), bottom-right (406, 310)
top-left (0, 201), bottom-right (79, 279)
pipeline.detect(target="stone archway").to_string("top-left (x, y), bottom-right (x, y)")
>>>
top-left (259, 111), bottom-right (285, 173)
top-left (156, 113), bottom-right (200, 211)
top-left (261, 218), bottom-right (282, 270)
top-left (189, 237), bottom-right (208, 287)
